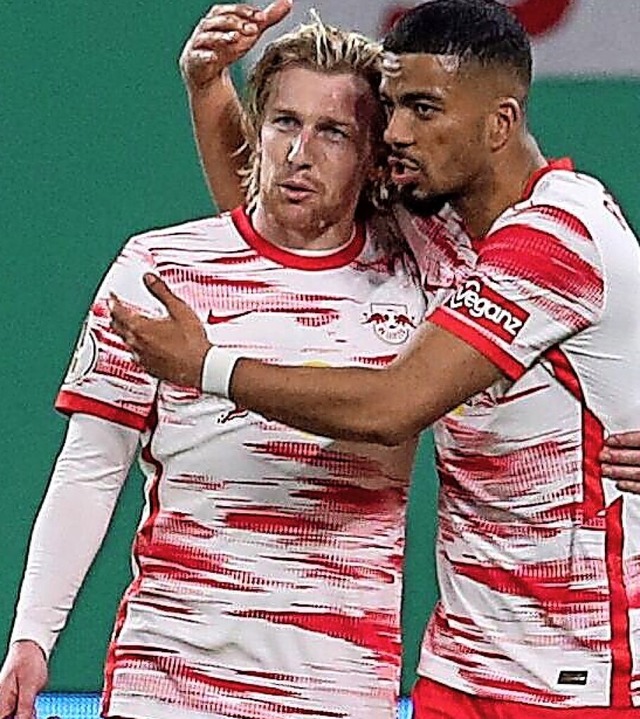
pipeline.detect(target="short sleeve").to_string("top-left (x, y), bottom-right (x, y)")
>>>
top-left (429, 209), bottom-right (605, 380)
top-left (56, 236), bottom-right (163, 430)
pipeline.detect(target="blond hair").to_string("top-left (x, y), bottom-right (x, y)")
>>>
top-left (241, 13), bottom-right (388, 213)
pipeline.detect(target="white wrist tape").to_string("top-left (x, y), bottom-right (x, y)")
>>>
top-left (201, 346), bottom-right (243, 398)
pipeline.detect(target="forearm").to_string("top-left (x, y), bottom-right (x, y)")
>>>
top-left (230, 359), bottom-right (412, 446)
top-left (10, 414), bottom-right (137, 657)
top-left (189, 70), bottom-right (248, 211)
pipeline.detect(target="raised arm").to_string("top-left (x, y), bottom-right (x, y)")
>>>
top-left (181, 0), bottom-right (292, 211)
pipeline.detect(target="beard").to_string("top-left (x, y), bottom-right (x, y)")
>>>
top-left (393, 183), bottom-right (452, 218)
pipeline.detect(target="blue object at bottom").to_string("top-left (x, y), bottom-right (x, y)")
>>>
top-left (36, 693), bottom-right (413, 719)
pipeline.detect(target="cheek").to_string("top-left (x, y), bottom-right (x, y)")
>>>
top-left (327, 149), bottom-right (369, 195)
top-left (259, 129), bottom-right (287, 178)
top-left (418, 121), bottom-right (450, 150)
top-left (416, 123), bottom-right (472, 174)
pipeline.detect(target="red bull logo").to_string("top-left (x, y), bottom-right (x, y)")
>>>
top-left (362, 303), bottom-right (416, 345)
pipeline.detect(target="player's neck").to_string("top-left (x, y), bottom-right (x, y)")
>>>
top-left (452, 136), bottom-right (547, 238)
top-left (251, 202), bottom-right (357, 252)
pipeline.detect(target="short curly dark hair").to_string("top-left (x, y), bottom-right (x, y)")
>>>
top-left (383, 0), bottom-right (532, 94)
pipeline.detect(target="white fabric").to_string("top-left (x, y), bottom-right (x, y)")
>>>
top-left (9, 414), bottom-right (138, 658)
top-left (401, 164), bottom-right (640, 707)
top-left (57, 208), bottom-right (425, 719)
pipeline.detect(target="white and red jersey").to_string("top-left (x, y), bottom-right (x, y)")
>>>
top-left (57, 206), bottom-right (425, 719)
top-left (406, 159), bottom-right (640, 708)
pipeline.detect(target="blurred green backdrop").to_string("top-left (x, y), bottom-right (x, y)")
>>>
top-left (0, 1), bottom-right (638, 698)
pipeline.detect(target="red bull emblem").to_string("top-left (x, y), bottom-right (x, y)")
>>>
top-left (362, 303), bottom-right (415, 345)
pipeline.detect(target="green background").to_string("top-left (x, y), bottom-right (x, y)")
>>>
top-left (1, 1), bottom-right (638, 697)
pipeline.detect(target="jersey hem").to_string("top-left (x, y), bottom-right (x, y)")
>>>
top-left (416, 662), bottom-right (609, 708)
top-left (103, 696), bottom-right (213, 719)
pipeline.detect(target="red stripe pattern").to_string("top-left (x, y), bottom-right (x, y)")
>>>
top-left (59, 209), bottom-right (426, 719)
top-left (403, 161), bottom-right (640, 708)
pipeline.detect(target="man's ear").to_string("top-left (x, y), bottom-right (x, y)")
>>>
top-left (487, 96), bottom-right (523, 152)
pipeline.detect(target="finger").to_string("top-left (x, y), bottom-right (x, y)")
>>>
top-left (200, 15), bottom-right (260, 35)
top-left (109, 304), bottom-right (139, 346)
top-left (0, 686), bottom-right (17, 719)
top-left (205, 4), bottom-right (260, 20)
top-left (108, 294), bottom-right (137, 326)
top-left (142, 275), bottom-right (188, 320)
top-left (191, 31), bottom-right (258, 60)
top-left (110, 315), bottom-right (125, 338)
top-left (605, 431), bottom-right (640, 449)
top-left (616, 480), bottom-right (640, 495)
top-left (192, 30), bottom-right (239, 51)
top-left (192, 30), bottom-right (244, 52)
top-left (602, 464), bottom-right (640, 481)
top-left (110, 319), bottom-right (135, 349)
top-left (14, 684), bottom-right (36, 719)
top-left (259, 0), bottom-right (293, 29)
top-left (599, 447), bottom-right (640, 466)
top-left (185, 48), bottom-right (219, 67)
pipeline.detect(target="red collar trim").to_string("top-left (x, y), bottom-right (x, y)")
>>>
top-left (469, 158), bottom-right (574, 251)
top-left (522, 157), bottom-right (574, 200)
top-left (230, 206), bottom-right (366, 271)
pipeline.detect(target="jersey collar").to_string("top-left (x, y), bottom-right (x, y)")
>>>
top-left (230, 206), bottom-right (366, 271)
top-left (522, 157), bottom-right (574, 200)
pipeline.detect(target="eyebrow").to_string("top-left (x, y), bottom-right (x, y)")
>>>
top-left (270, 108), bottom-right (356, 130)
top-left (381, 91), bottom-right (445, 106)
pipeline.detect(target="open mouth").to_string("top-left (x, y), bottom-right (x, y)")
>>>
top-left (388, 157), bottom-right (422, 186)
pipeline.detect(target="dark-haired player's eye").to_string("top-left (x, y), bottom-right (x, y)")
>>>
top-left (413, 103), bottom-right (435, 119)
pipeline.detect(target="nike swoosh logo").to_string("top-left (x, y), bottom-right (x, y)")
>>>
top-left (207, 310), bottom-right (254, 325)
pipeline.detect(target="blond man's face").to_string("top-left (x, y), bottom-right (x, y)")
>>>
top-left (258, 66), bottom-right (377, 234)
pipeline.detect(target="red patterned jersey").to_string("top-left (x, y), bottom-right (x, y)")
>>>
top-left (57, 206), bottom-right (425, 719)
top-left (405, 160), bottom-right (640, 708)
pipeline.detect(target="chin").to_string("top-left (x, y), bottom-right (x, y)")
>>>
top-left (277, 201), bottom-right (326, 231)
top-left (396, 184), bottom-right (449, 217)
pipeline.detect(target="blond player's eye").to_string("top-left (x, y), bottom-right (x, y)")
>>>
top-left (321, 125), bottom-right (348, 142)
top-left (273, 115), bottom-right (298, 131)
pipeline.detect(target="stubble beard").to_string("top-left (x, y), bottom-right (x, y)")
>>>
top-left (395, 184), bottom-right (451, 217)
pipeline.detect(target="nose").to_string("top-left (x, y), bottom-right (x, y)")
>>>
top-left (287, 129), bottom-right (313, 167)
top-left (384, 108), bottom-right (414, 150)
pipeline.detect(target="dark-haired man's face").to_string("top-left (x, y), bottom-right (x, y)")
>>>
top-left (380, 53), bottom-right (494, 215)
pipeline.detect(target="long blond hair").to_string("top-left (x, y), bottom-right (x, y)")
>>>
top-left (241, 13), bottom-right (388, 214)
